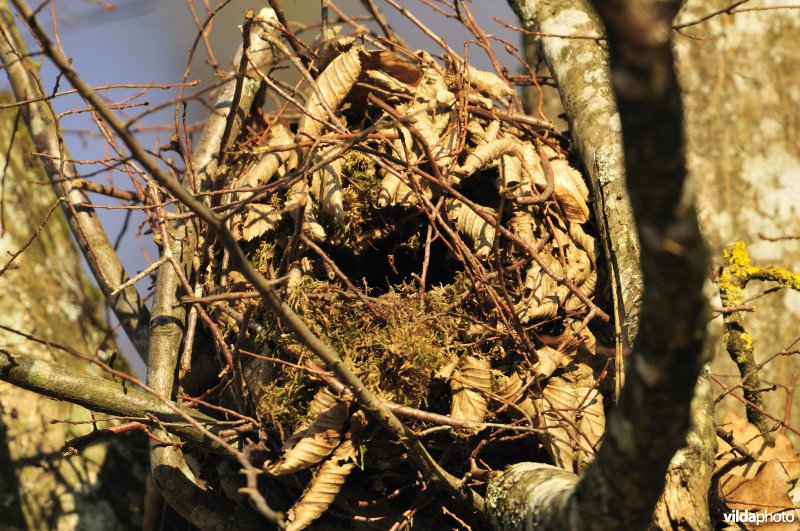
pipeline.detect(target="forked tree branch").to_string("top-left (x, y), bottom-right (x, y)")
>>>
top-left (487, 1), bottom-right (709, 528)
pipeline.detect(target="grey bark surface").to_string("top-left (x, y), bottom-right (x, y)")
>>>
top-left (488, 1), bottom-right (710, 528)
top-left (675, 0), bottom-right (800, 447)
top-left (510, 0), bottom-right (642, 349)
top-left (0, 94), bottom-right (145, 529)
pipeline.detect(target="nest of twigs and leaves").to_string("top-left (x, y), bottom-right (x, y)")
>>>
top-left (184, 12), bottom-right (612, 531)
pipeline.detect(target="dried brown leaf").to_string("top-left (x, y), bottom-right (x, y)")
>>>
top-left (499, 154), bottom-right (532, 199)
top-left (266, 388), bottom-right (350, 476)
top-left (717, 459), bottom-right (799, 529)
top-left (492, 370), bottom-right (536, 421)
top-left (464, 64), bottom-right (515, 100)
top-left (241, 204), bottom-right (281, 241)
top-left (532, 345), bottom-right (565, 379)
top-left (535, 372), bottom-right (604, 472)
top-left (310, 148), bottom-right (345, 220)
top-left (460, 136), bottom-right (521, 176)
top-left (363, 50), bottom-right (421, 85)
top-left (508, 211), bottom-right (539, 251)
top-left (286, 439), bottom-right (357, 531)
top-left (450, 356), bottom-right (492, 432)
top-left (446, 199), bottom-right (496, 259)
top-left (365, 69), bottom-right (413, 94)
top-left (410, 51), bottom-right (455, 112)
top-left (516, 253), bottom-right (561, 323)
top-left (285, 179), bottom-right (326, 241)
top-left (235, 124), bottom-right (295, 197)
top-left (299, 47), bottom-right (362, 138)
top-left (541, 145), bottom-right (590, 223)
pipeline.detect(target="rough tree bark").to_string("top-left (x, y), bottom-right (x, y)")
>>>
top-left (487, 0), bottom-right (710, 528)
top-left (0, 94), bottom-right (145, 529)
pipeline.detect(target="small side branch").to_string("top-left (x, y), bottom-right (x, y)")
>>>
top-left (716, 241), bottom-right (800, 442)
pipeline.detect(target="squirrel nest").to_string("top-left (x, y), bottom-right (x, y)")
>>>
top-left (199, 36), bottom-right (610, 530)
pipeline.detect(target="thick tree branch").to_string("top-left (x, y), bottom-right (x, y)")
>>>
top-left (487, 1), bottom-right (709, 528)
top-left (0, 349), bottom-right (235, 457)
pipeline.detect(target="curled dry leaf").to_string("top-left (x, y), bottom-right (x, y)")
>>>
top-left (235, 124), bottom-right (295, 197)
top-left (377, 170), bottom-right (406, 208)
top-left (535, 371), bottom-right (605, 473)
top-left (446, 199), bottom-right (496, 259)
top-left (365, 69), bottom-right (413, 95)
top-left (266, 388), bottom-right (351, 476)
top-left (286, 439), bottom-right (357, 531)
top-left (299, 46), bottom-right (362, 139)
top-left (516, 253), bottom-right (561, 323)
top-left (539, 145), bottom-right (590, 223)
top-left (450, 356), bottom-right (492, 432)
top-left (410, 51), bottom-right (455, 112)
top-left (377, 170), bottom-right (430, 208)
top-left (491, 370), bottom-right (536, 422)
top-left (569, 222), bottom-right (597, 265)
top-left (232, 125), bottom-right (295, 240)
top-left (532, 345), bottom-right (565, 379)
top-left (286, 179), bottom-right (326, 241)
top-left (465, 119), bottom-right (500, 148)
top-left (310, 147), bottom-right (345, 221)
top-left (464, 64), bottom-right (515, 100)
top-left (499, 154), bottom-right (532, 199)
top-left (508, 212), bottom-right (538, 250)
top-left (459, 136), bottom-right (521, 176)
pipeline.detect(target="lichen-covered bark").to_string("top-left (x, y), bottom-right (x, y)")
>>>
top-left (675, 0), bottom-right (800, 448)
top-left (0, 94), bottom-right (144, 529)
top-left (488, 1), bottom-right (710, 528)
top-left (509, 0), bottom-right (642, 347)
top-left (0, 1), bottom-right (150, 360)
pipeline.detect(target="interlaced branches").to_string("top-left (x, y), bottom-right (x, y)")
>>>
top-left (0, 0), bottom-right (616, 527)
top-left (6, 1), bottom-right (798, 530)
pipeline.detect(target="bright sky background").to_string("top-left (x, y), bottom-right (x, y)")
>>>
top-left (3, 0), bottom-right (522, 374)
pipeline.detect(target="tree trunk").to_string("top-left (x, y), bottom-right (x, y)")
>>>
top-left (488, 1), bottom-right (711, 528)
top-left (674, 0), bottom-right (800, 447)
top-left (0, 94), bottom-right (144, 529)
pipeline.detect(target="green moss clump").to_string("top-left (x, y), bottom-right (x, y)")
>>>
top-left (252, 278), bottom-right (480, 413)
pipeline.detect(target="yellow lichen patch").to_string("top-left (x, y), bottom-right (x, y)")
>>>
top-left (724, 241), bottom-right (754, 279)
top-left (757, 266), bottom-right (800, 291)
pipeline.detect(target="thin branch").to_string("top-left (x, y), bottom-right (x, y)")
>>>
top-left (673, 0), bottom-right (750, 30)
top-left (358, 0), bottom-right (408, 47)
